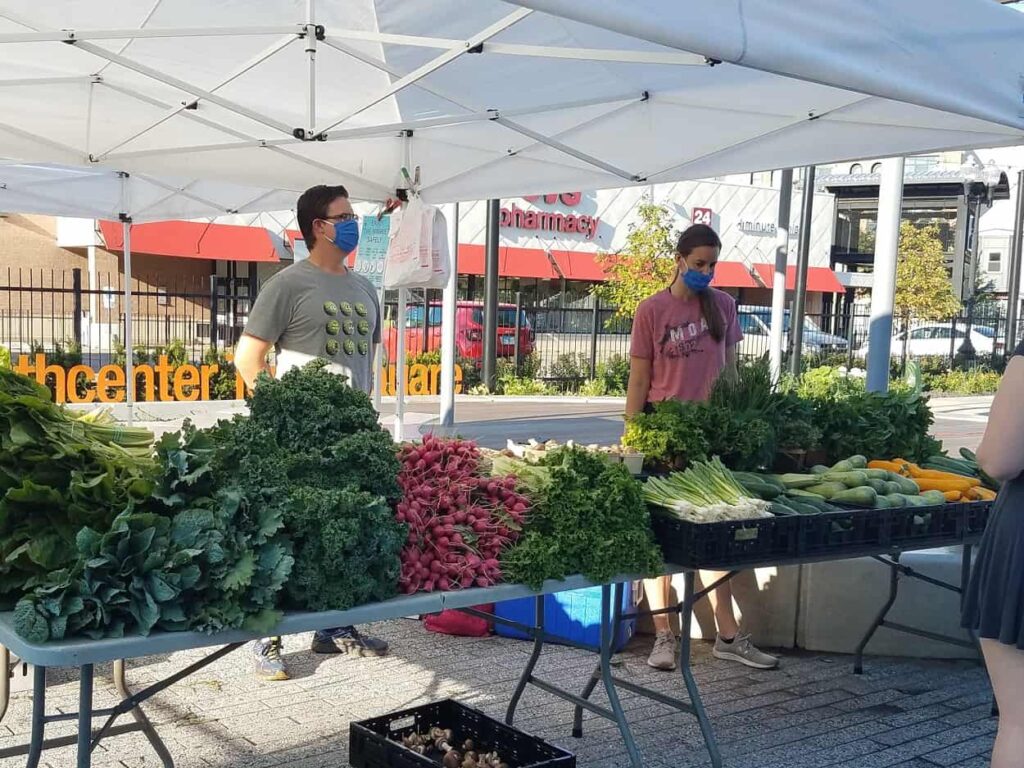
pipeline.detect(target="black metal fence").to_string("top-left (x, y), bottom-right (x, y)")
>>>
top-left (0, 268), bottom-right (253, 369)
top-left (1, 270), bottom-right (1016, 389)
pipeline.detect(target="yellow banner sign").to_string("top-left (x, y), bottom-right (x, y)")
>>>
top-left (14, 354), bottom-right (464, 403)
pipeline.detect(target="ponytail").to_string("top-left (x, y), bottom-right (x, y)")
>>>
top-left (676, 224), bottom-right (725, 342)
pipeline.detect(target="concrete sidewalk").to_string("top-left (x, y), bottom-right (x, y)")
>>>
top-left (0, 619), bottom-right (994, 768)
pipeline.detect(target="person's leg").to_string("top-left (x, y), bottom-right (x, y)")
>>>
top-left (311, 626), bottom-right (389, 657)
top-left (702, 571), bottom-right (779, 670)
top-left (252, 637), bottom-right (288, 681)
top-left (644, 576), bottom-right (678, 670)
top-left (981, 638), bottom-right (1024, 768)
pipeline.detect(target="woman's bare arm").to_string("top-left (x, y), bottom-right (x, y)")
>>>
top-left (625, 356), bottom-right (652, 420)
top-left (976, 356), bottom-right (1024, 483)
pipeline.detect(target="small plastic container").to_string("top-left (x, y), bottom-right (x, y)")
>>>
top-left (622, 452), bottom-right (645, 475)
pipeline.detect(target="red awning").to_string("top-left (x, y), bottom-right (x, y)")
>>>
top-left (711, 261), bottom-right (760, 289)
top-left (458, 244), bottom-right (562, 280)
top-left (752, 264), bottom-right (847, 293)
top-left (100, 220), bottom-right (280, 263)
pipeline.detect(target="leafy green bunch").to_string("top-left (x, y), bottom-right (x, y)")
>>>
top-left (500, 447), bottom-right (663, 589)
top-left (0, 369), bottom-right (156, 607)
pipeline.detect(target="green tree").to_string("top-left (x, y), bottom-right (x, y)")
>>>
top-left (894, 221), bottom-right (962, 322)
top-left (593, 203), bottom-right (677, 319)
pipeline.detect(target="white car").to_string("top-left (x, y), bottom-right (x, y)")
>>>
top-left (860, 323), bottom-right (995, 359)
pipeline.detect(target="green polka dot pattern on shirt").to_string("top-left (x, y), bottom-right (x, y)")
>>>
top-left (323, 301), bottom-right (338, 316)
top-left (339, 301), bottom-right (353, 317)
top-left (358, 341), bottom-right (369, 356)
top-left (342, 320), bottom-right (355, 335)
top-left (343, 340), bottom-right (356, 356)
top-left (355, 302), bottom-right (368, 317)
top-left (325, 339), bottom-right (340, 356)
top-left (326, 319), bottom-right (340, 336)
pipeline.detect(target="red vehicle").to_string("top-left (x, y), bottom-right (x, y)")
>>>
top-left (383, 301), bottom-right (534, 363)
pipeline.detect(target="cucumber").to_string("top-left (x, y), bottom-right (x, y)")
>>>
top-left (770, 502), bottom-right (799, 516)
top-left (847, 455), bottom-right (868, 469)
top-left (920, 490), bottom-right (947, 506)
top-left (830, 459), bottom-right (855, 473)
top-left (886, 473), bottom-right (920, 495)
top-left (810, 464), bottom-right (832, 475)
top-left (823, 471), bottom-right (870, 488)
top-left (864, 469), bottom-right (890, 481)
top-left (884, 493), bottom-right (907, 508)
top-left (902, 494), bottom-right (931, 508)
top-left (787, 501), bottom-right (824, 515)
top-left (738, 480), bottom-right (782, 500)
top-left (786, 488), bottom-right (827, 500)
top-left (735, 472), bottom-right (785, 493)
top-left (883, 481), bottom-right (905, 496)
top-left (784, 492), bottom-right (830, 512)
top-left (831, 487), bottom-right (878, 508)
top-left (960, 447), bottom-right (979, 464)
top-left (874, 495), bottom-right (892, 509)
top-left (866, 479), bottom-right (889, 494)
top-left (773, 473), bottom-right (823, 489)
top-left (807, 482), bottom-right (851, 500)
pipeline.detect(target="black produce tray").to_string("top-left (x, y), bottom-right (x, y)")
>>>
top-left (652, 501), bottom-right (993, 569)
top-left (651, 513), bottom-right (801, 569)
top-left (350, 699), bottom-right (576, 768)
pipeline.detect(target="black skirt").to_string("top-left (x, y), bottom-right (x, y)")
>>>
top-left (962, 477), bottom-right (1024, 648)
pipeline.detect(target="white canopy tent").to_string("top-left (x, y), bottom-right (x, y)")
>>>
top-left (0, 0), bottom-right (1022, 416)
top-left (0, 0), bottom-right (1021, 200)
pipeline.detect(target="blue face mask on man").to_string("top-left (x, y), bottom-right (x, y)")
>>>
top-left (682, 267), bottom-right (713, 293)
top-left (331, 218), bottom-right (360, 254)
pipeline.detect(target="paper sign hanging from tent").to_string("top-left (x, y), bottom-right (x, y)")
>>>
top-left (356, 214), bottom-right (390, 290)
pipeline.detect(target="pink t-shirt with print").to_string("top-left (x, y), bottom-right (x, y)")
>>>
top-left (629, 288), bottom-right (743, 403)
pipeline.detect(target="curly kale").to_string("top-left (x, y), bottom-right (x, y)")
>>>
top-left (285, 486), bottom-right (404, 612)
top-left (248, 361), bottom-right (380, 452)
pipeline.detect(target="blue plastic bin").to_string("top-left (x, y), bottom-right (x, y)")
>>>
top-left (493, 583), bottom-right (637, 652)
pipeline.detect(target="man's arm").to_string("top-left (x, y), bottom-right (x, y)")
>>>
top-left (235, 333), bottom-right (274, 389)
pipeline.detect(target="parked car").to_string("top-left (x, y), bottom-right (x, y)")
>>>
top-left (736, 306), bottom-right (849, 358)
top-left (859, 323), bottom-right (995, 359)
top-left (383, 301), bottom-right (534, 363)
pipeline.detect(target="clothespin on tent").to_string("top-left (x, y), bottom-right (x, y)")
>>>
top-left (376, 166), bottom-right (418, 220)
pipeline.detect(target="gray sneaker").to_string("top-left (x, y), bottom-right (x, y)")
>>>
top-left (647, 631), bottom-right (678, 671)
top-left (712, 633), bottom-right (778, 670)
top-left (253, 637), bottom-right (289, 681)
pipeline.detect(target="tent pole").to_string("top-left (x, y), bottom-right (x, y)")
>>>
top-left (440, 203), bottom-right (459, 428)
top-left (769, 169), bottom-right (793, 383)
top-left (789, 166), bottom-right (815, 377)
top-left (866, 157), bottom-right (906, 393)
top-left (304, 0), bottom-right (316, 138)
top-left (1004, 169), bottom-right (1024, 358)
top-left (483, 199), bottom-right (500, 391)
top-left (395, 288), bottom-right (408, 439)
top-left (122, 217), bottom-right (134, 425)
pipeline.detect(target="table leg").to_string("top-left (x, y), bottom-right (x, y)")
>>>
top-left (113, 659), bottom-right (174, 767)
top-left (505, 595), bottom-right (545, 726)
top-left (573, 582), bottom-right (627, 739)
top-left (0, 645), bottom-right (9, 724)
top-left (679, 571), bottom-right (722, 768)
top-left (599, 583), bottom-right (643, 768)
top-left (26, 665), bottom-right (45, 768)
top-left (77, 664), bottom-right (93, 768)
top-left (854, 553), bottom-right (900, 674)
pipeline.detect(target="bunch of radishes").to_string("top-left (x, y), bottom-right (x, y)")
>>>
top-left (396, 435), bottom-right (529, 593)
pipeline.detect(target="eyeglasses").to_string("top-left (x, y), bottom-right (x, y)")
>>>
top-left (321, 213), bottom-right (359, 223)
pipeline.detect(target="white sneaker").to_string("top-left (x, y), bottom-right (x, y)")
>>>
top-left (712, 633), bottom-right (778, 670)
top-left (647, 631), bottom-right (678, 671)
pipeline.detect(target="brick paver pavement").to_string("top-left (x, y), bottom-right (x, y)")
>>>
top-left (0, 619), bottom-right (995, 767)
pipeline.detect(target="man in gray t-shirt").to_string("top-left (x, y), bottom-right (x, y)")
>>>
top-left (235, 184), bottom-right (390, 682)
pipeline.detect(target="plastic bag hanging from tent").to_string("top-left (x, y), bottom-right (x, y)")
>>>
top-left (383, 199), bottom-right (451, 289)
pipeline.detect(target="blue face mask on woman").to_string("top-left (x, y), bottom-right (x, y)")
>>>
top-left (682, 267), bottom-right (713, 293)
top-left (331, 218), bottom-right (360, 254)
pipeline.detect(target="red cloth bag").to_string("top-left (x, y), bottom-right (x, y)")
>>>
top-left (423, 605), bottom-right (493, 637)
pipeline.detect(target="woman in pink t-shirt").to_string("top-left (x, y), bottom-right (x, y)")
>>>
top-left (625, 224), bottom-right (779, 673)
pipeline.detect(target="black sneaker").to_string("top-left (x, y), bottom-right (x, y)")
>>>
top-left (253, 637), bottom-right (289, 681)
top-left (310, 626), bottom-right (389, 657)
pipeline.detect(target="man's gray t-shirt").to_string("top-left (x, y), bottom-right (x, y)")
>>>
top-left (244, 260), bottom-right (381, 394)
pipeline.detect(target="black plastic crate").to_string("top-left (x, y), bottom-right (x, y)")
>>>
top-left (886, 503), bottom-right (965, 547)
top-left (651, 513), bottom-right (801, 569)
top-left (798, 507), bottom-right (889, 556)
top-left (350, 699), bottom-right (576, 768)
top-left (964, 500), bottom-right (995, 537)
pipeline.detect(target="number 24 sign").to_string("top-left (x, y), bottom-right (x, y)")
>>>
top-left (692, 207), bottom-right (713, 226)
